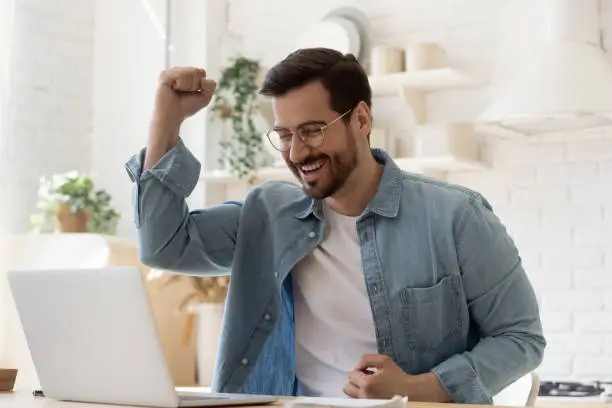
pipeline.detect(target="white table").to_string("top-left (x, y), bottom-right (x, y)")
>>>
top-left (4, 389), bottom-right (612, 408)
top-left (2, 390), bottom-right (126, 408)
top-left (0, 388), bottom-right (213, 408)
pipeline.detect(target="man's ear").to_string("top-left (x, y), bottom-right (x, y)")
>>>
top-left (354, 101), bottom-right (372, 137)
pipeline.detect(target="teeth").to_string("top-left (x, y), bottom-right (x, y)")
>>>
top-left (300, 160), bottom-right (325, 172)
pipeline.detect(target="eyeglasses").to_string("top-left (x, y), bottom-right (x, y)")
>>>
top-left (266, 109), bottom-right (353, 152)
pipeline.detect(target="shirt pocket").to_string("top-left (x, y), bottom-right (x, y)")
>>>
top-left (399, 274), bottom-right (465, 353)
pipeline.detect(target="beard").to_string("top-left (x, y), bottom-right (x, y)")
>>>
top-left (287, 133), bottom-right (358, 199)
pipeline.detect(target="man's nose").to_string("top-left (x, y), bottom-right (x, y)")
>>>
top-left (289, 134), bottom-right (309, 164)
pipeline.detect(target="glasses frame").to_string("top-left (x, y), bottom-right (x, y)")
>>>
top-left (266, 109), bottom-right (353, 152)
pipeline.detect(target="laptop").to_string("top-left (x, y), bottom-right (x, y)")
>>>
top-left (7, 266), bottom-right (278, 407)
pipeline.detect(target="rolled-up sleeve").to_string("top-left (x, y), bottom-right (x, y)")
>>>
top-left (126, 138), bottom-right (201, 198)
top-left (125, 138), bottom-right (241, 274)
top-left (431, 195), bottom-right (546, 404)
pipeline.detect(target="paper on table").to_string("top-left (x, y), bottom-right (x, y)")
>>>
top-left (285, 395), bottom-right (408, 408)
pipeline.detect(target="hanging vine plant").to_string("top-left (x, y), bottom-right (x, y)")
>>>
top-left (210, 56), bottom-right (265, 183)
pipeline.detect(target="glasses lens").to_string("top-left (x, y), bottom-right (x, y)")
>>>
top-left (298, 126), bottom-right (325, 148)
top-left (266, 130), bottom-right (289, 151)
top-left (267, 126), bottom-right (325, 151)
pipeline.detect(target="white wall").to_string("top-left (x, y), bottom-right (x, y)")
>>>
top-left (224, 0), bottom-right (612, 381)
top-left (91, 0), bottom-right (167, 239)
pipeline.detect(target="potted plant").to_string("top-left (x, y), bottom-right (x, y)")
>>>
top-left (210, 56), bottom-right (267, 183)
top-left (147, 270), bottom-right (230, 386)
top-left (30, 171), bottom-right (121, 235)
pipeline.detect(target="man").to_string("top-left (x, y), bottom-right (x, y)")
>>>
top-left (126, 48), bottom-right (545, 404)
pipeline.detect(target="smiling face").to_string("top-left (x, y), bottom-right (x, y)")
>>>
top-left (259, 48), bottom-right (373, 199)
top-left (272, 81), bottom-right (363, 198)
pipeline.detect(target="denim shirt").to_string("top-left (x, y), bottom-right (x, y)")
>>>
top-left (125, 139), bottom-right (545, 405)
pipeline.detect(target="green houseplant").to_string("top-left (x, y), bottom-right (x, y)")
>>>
top-left (210, 56), bottom-right (266, 183)
top-left (30, 171), bottom-right (121, 235)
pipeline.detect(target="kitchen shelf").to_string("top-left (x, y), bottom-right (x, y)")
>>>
top-left (255, 68), bottom-right (484, 128)
top-left (394, 156), bottom-right (486, 172)
top-left (410, 122), bottom-right (486, 171)
top-left (368, 67), bottom-right (482, 96)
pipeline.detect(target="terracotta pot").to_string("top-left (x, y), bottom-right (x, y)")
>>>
top-left (213, 106), bottom-right (233, 118)
top-left (56, 204), bottom-right (89, 233)
top-left (0, 368), bottom-right (17, 392)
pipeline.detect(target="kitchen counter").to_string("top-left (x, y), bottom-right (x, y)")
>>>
top-left (536, 401), bottom-right (610, 408)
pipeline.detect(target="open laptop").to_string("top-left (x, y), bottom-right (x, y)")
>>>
top-left (7, 266), bottom-right (278, 407)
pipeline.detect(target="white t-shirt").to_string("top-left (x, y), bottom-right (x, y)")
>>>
top-left (292, 203), bottom-right (378, 397)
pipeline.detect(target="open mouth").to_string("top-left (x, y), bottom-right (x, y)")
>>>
top-left (298, 158), bottom-right (327, 182)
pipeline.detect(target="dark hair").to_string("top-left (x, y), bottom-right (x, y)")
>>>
top-left (259, 47), bottom-right (372, 118)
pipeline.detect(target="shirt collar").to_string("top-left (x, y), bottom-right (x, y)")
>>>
top-left (293, 148), bottom-right (403, 220)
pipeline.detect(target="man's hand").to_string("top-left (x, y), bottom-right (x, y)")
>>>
top-left (144, 67), bottom-right (217, 170)
top-left (343, 354), bottom-right (452, 402)
top-left (155, 67), bottom-right (217, 128)
top-left (343, 354), bottom-right (410, 399)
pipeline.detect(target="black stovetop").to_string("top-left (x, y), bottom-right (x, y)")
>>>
top-left (539, 381), bottom-right (609, 397)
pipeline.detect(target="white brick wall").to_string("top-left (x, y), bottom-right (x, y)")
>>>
top-left (0, 0), bottom-right (94, 234)
top-left (225, 0), bottom-right (612, 381)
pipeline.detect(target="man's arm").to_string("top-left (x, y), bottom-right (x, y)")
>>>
top-left (126, 138), bottom-right (240, 274)
top-left (429, 195), bottom-right (546, 404)
top-left (126, 66), bottom-right (237, 274)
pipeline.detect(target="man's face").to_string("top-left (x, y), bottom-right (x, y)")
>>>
top-left (270, 81), bottom-right (361, 199)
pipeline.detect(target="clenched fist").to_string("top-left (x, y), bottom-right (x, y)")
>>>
top-left (155, 67), bottom-right (217, 127)
top-left (144, 67), bottom-right (217, 170)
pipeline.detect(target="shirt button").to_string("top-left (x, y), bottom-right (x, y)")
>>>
top-left (274, 271), bottom-right (279, 278)
top-left (308, 231), bottom-right (316, 238)
top-left (264, 313), bottom-right (271, 321)
top-left (240, 358), bottom-right (248, 365)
